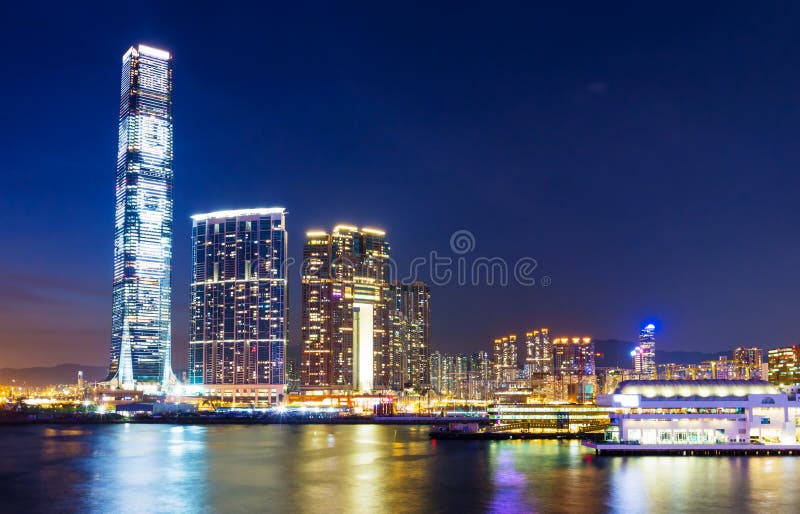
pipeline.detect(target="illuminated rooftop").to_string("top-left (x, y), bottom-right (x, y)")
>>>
top-left (123, 44), bottom-right (171, 62)
top-left (191, 208), bottom-right (286, 221)
top-left (614, 380), bottom-right (780, 398)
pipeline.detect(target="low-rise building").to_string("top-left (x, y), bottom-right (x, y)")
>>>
top-left (599, 380), bottom-right (799, 445)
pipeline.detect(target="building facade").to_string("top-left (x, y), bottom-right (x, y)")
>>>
top-left (301, 226), bottom-right (391, 393)
top-left (388, 281), bottom-right (431, 391)
top-left (733, 346), bottom-right (763, 380)
top-left (632, 324), bottom-right (656, 379)
top-left (188, 209), bottom-right (287, 405)
top-left (768, 346), bottom-right (800, 386)
top-left (493, 334), bottom-right (519, 386)
top-left (600, 380), bottom-right (798, 445)
top-left (106, 44), bottom-right (174, 390)
top-left (552, 337), bottom-right (595, 403)
top-left (524, 329), bottom-right (552, 380)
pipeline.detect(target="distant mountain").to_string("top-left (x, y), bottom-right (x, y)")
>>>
top-left (0, 364), bottom-right (106, 386)
top-left (594, 339), bottom-right (728, 367)
top-left (657, 350), bottom-right (730, 365)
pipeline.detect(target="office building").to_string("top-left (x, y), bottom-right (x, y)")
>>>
top-left (632, 323), bottom-right (656, 379)
top-left (188, 209), bottom-right (287, 405)
top-left (301, 226), bottom-right (391, 393)
top-left (106, 44), bottom-right (175, 390)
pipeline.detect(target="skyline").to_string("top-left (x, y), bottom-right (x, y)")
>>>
top-left (3, 4), bottom-right (800, 368)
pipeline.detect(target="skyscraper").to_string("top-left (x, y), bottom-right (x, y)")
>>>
top-left (552, 337), bottom-right (595, 403)
top-left (632, 323), bottom-right (656, 379)
top-left (524, 329), bottom-right (552, 379)
top-left (493, 334), bottom-right (518, 386)
top-left (388, 281), bottom-right (431, 391)
top-left (188, 209), bottom-right (287, 405)
top-left (106, 44), bottom-right (174, 390)
top-left (301, 225), bottom-right (391, 393)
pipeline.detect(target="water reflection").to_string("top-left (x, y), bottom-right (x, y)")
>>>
top-left (0, 425), bottom-right (799, 513)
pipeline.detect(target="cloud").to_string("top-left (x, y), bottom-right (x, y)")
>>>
top-left (585, 81), bottom-right (608, 95)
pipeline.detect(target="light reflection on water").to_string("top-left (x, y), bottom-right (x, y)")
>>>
top-left (0, 424), bottom-right (798, 513)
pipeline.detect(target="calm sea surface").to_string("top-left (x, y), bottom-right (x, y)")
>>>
top-left (0, 424), bottom-right (798, 513)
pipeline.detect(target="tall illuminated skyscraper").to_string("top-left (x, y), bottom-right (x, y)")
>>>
top-left (632, 323), bottom-right (656, 379)
top-left (188, 209), bottom-right (287, 405)
top-left (106, 44), bottom-right (174, 390)
top-left (301, 226), bottom-right (391, 393)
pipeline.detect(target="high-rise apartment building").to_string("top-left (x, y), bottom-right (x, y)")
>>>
top-left (768, 346), bottom-right (800, 386)
top-left (524, 329), bottom-right (552, 379)
top-left (732, 346), bottom-right (763, 380)
top-left (301, 226), bottom-right (391, 393)
top-left (632, 324), bottom-right (656, 379)
top-left (188, 209), bottom-right (287, 404)
top-left (493, 334), bottom-right (518, 385)
top-left (388, 281), bottom-right (431, 391)
top-left (106, 44), bottom-right (174, 390)
top-left (552, 337), bottom-right (595, 403)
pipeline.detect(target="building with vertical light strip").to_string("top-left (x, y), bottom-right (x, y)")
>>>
top-left (189, 208), bottom-right (287, 405)
top-left (106, 44), bottom-right (174, 391)
top-left (301, 225), bottom-right (391, 393)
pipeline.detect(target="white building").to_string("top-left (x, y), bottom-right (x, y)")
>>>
top-left (599, 380), bottom-right (799, 445)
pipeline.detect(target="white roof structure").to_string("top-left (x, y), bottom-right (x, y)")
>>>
top-left (191, 208), bottom-right (286, 221)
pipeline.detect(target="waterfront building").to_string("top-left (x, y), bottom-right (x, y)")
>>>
top-left (301, 226), bottom-right (391, 393)
top-left (431, 351), bottom-right (458, 395)
top-left (388, 281), bottom-right (431, 391)
top-left (523, 329), bottom-right (552, 380)
top-left (552, 337), bottom-right (595, 403)
top-left (469, 350), bottom-right (493, 400)
top-left (733, 346), bottom-right (763, 380)
top-left (493, 334), bottom-right (519, 386)
top-left (430, 351), bottom-right (490, 400)
top-left (600, 380), bottom-right (799, 445)
top-left (430, 351), bottom-right (443, 394)
top-left (488, 404), bottom-right (610, 434)
top-left (768, 346), bottom-right (800, 387)
top-left (188, 209), bottom-right (287, 405)
top-left (631, 324), bottom-right (656, 379)
top-left (106, 44), bottom-right (175, 391)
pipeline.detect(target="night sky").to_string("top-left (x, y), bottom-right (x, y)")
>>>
top-left (2, 3), bottom-right (800, 369)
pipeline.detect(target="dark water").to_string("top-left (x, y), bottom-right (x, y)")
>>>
top-left (1, 424), bottom-right (798, 513)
